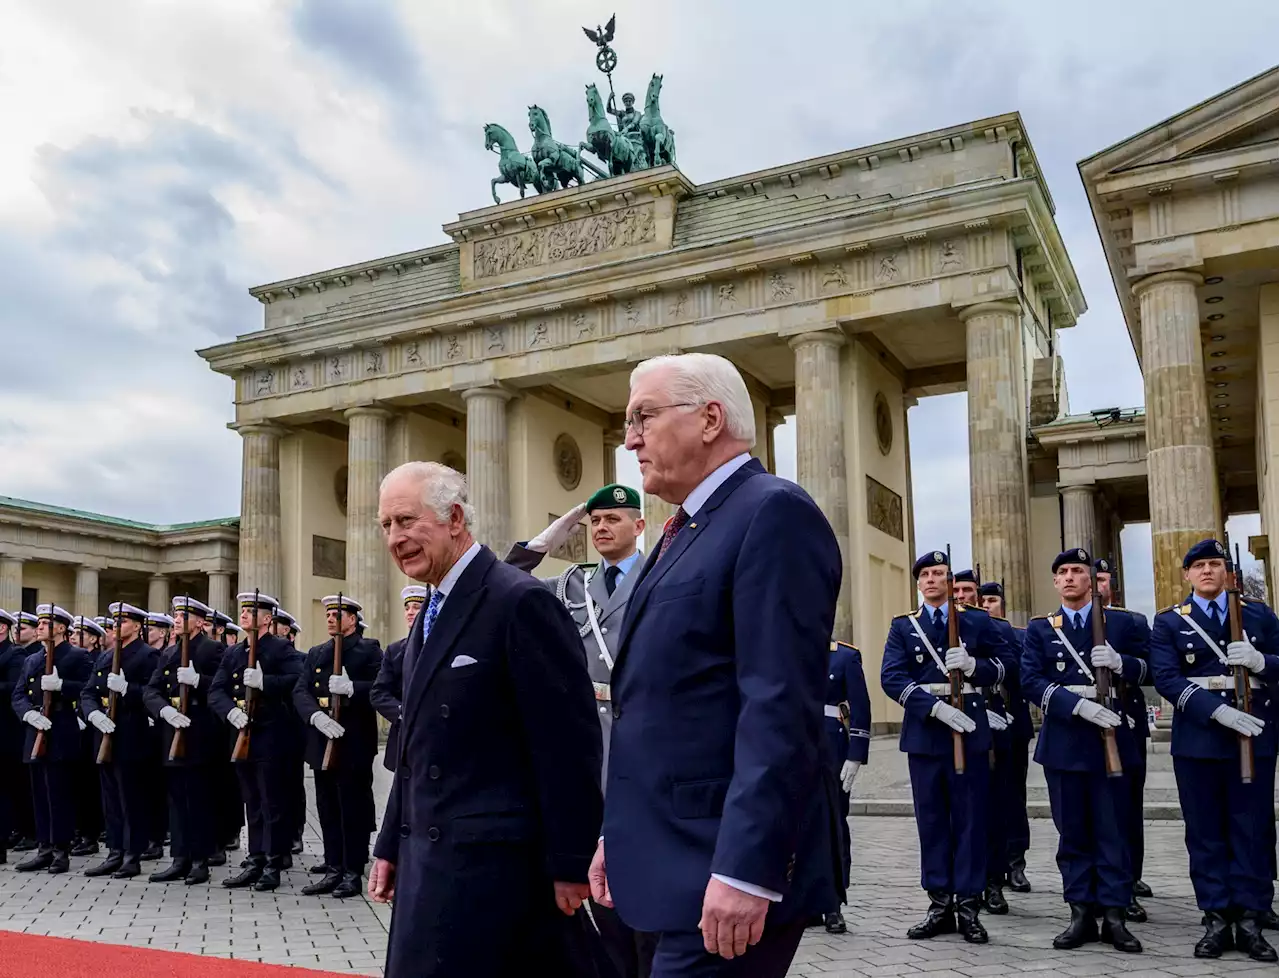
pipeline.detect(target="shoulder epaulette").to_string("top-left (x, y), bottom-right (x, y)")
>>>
top-left (830, 640), bottom-right (861, 653)
top-left (892, 610), bottom-right (917, 620)
top-left (1048, 614), bottom-right (1063, 628)
top-left (1029, 614), bottom-right (1049, 623)
top-left (987, 612), bottom-right (1007, 621)
top-left (1242, 596), bottom-right (1266, 605)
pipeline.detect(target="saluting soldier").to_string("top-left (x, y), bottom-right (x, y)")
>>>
top-left (1149, 539), bottom-right (1277, 962)
top-left (11, 605), bottom-right (92, 874)
top-left (81, 602), bottom-right (161, 879)
top-left (7, 612), bottom-right (40, 854)
top-left (880, 551), bottom-right (1009, 945)
top-left (370, 586), bottom-right (426, 776)
top-left (821, 639), bottom-right (871, 935)
top-left (209, 592), bottom-right (302, 892)
top-left (1021, 549), bottom-right (1146, 953)
top-left (978, 581), bottom-right (1033, 895)
top-left (0, 610), bottom-right (29, 862)
top-left (142, 596), bottom-right (225, 885)
top-left (294, 595), bottom-right (383, 899)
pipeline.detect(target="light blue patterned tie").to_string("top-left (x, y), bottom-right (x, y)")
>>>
top-left (403, 589), bottom-right (444, 689)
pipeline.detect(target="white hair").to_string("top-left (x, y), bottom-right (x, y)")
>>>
top-left (630, 353), bottom-right (757, 446)
top-left (380, 460), bottom-right (476, 529)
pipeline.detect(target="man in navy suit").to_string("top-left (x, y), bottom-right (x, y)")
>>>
top-left (369, 461), bottom-right (603, 978)
top-left (588, 352), bottom-right (842, 977)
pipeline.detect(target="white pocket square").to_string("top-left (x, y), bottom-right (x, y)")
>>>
top-left (450, 655), bottom-right (478, 668)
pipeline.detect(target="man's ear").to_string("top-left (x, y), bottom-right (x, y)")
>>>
top-left (702, 401), bottom-right (726, 443)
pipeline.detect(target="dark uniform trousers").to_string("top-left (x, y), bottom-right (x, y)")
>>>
top-left (1044, 770), bottom-right (1132, 907)
top-left (99, 762), bottom-right (152, 854)
top-left (166, 765), bottom-right (214, 860)
top-left (238, 756), bottom-right (291, 866)
top-left (1125, 754), bottom-right (1147, 884)
top-left (73, 725), bottom-right (103, 845)
top-left (911, 754), bottom-right (990, 895)
top-left (1004, 738), bottom-right (1031, 867)
top-left (314, 766), bottom-right (374, 872)
top-left (31, 764), bottom-right (76, 847)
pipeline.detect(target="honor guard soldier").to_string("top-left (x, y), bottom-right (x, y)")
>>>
top-left (822, 639), bottom-right (871, 935)
top-left (81, 602), bottom-right (161, 879)
top-left (209, 591), bottom-right (303, 891)
top-left (141, 612), bottom-right (172, 859)
top-left (880, 551), bottom-right (1010, 945)
top-left (11, 605), bottom-right (92, 874)
top-left (272, 608), bottom-right (307, 859)
top-left (293, 595), bottom-right (383, 899)
top-left (978, 581), bottom-right (1033, 895)
top-left (1021, 549), bottom-right (1147, 953)
top-left (0, 610), bottom-right (29, 861)
top-left (67, 618), bottom-right (104, 859)
top-left (208, 613), bottom-right (245, 855)
top-left (1150, 539), bottom-right (1278, 961)
top-left (146, 612), bottom-right (173, 650)
top-left (370, 585), bottom-right (424, 778)
top-left (7, 612), bottom-right (40, 854)
top-left (142, 596), bottom-right (224, 885)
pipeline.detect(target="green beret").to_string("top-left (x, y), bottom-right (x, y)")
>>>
top-left (586, 483), bottom-right (641, 512)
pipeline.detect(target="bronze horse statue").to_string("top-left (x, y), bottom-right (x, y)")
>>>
top-left (582, 82), bottom-right (645, 177)
top-left (529, 105), bottom-right (607, 192)
top-left (484, 122), bottom-right (540, 204)
top-left (640, 73), bottom-right (676, 168)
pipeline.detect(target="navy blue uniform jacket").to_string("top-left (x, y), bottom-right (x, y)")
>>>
top-left (11, 642), bottom-right (92, 763)
top-left (208, 633), bottom-right (304, 760)
top-left (988, 617), bottom-right (1033, 741)
top-left (370, 637), bottom-right (404, 771)
top-left (81, 640), bottom-right (160, 763)
top-left (603, 458), bottom-right (843, 934)
top-left (293, 634), bottom-right (383, 770)
top-left (143, 632), bottom-right (227, 766)
top-left (827, 643), bottom-right (871, 765)
top-left (0, 639), bottom-right (27, 762)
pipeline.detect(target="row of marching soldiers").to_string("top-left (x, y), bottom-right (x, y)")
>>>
top-left (0, 589), bottom-right (395, 899)
top-left (881, 541), bottom-right (1278, 963)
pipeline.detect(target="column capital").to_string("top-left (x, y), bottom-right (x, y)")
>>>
top-left (765, 407), bottom-right (788, 429)
top-left (1131, 270), bottom-right (1204, 297)
top-left (1058, 483), bottom-right (1097, 496)
top-left (957, 300), bottom-right (1021, 323)
top-left (344, 405), bottom-right (393, 422)
top-left (461, 384), bottom-right (517, 404)
top-left (231, 421), bottom-right (288, 438)
top-left (787, 329), bottom-right (845, 351)
top-left (602, 428), bottom-right (625, 449)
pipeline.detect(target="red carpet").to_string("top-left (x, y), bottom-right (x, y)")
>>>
top-left (0, 931), bottom-right (365, 977)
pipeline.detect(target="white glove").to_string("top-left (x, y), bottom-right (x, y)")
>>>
top-left (527, 503), bottom-right (587, 554)
top-left (176, 665), bottom-right (200, 688)
top-left (328, 668), bottom-right (354, 697)
top-left (944, 646), bottom-right (976, 677)
top-left (1073, 699), bottom-right (1121, 729)
top-left (22, 710), bottom-right (51, 731)
top-left (1090, 644), bottom-right (1123, 672)
top-left (106, 671), bottom-right (128, 695)
top-left (310, 711), bottom-right (345, 740)
top-left (160, 705), bottom-right (190, 729)
top-left (242, 666), bottom-right (263, 690)
top-left (986, 709), bottom-right (1009, 731)
top-left (1226, 641), bottom-right (1266, 674)
top-left (930, 700), bottom-right (977, 733)
top-left (839, 759), bottom-right (861, 793)
top-left (227, 707), bottom-right (249, 730)
top-left (1211, 704), bottom-right (1265, 737)
top-left (88, 710), bottom-right (116, 735)
top-left (40, 667), bottom-right (62, 692)
top-left (77, 717), bottom-right (87, 732)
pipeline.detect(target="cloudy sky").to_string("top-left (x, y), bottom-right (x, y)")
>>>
top-left (1, 0), bottom-right (1274, 613)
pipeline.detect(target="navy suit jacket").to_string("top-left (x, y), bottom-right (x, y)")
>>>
top-left (604, 457), bottom-right (843, 933)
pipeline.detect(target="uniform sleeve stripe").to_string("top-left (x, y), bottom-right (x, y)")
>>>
top-left (898, 682), bottom-right (918, 707)
top-left (850, 728), bottom-right (870, 739)
top-left (1041, 683), bottom-right (1059, 712)
top-left (1177, 685), bottom-right (1197, 711)
top-left (1137, 660), bottom-right (1148, 684)
top-left (994, 659), bottom-right (1006, 684)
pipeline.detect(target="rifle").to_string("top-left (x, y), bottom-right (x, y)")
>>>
top-left (96, 609), bottom-right (124, 764)
top-left (1088, 559), bottom-right (1123, 778)
top-left (1228, 542), bottom-right (1254, 784)
top-left (31, 611), bottom-right (56, 761)
top-left (231, 590), bottom-right (259, 762)
top-left (169, 595), bottom-right (191, 762)
top-left (945, 544), bottom-right (965, 775)
top-left (322, 592), bottom-right (345, 771)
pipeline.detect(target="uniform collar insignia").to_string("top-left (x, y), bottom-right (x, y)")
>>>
top-left (1178, 604), bottom-right (1192, 615)
top-left (1049, 614), bottom-right (1062, 628)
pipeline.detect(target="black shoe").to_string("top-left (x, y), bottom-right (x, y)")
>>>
top-left (308, 861), bottom-right (332, 874)
top-left (1101, 907), bottom-right (1142, 953)
top-left (956, 896), bottom-right (988, 944)
top-left (222, 865), bottom-right (263, 888)
top-left (111, 855), bottom-right (142, 879)
top-left (907, 891), bottom-right (956, 939)
top-left (224, 838), bottom-right (241, 851)
top-left (84, 850), bottom-right (124, 877)
top-left (291, 838), bottom-right (304, 855)
top-left (1235, 911), bottom-right (1279, 962)
top-left (11, 837), bottom-right (38, 853)
top-left (0, 849), bottom-right (6, 865)
top-left (70, 838), bottom-right (99, 857)
top-left (331, 871), bottom-right (362, 899)
top-left (1124, 899), bottom-right (1148, 923)
top-left (140, 844), bottom-right (164, 861)
top-left (984, 882), bottom-right (1009, 915)
top-left (1006, 858), bottom-right (1030, 893)
top-left (302, 870), bottom-right (342, 896)
top-left (148, 859), bottom-right (191, 883)
top-left (1195, 911), bottom-right (1234, 958)
top-left (253, 868), bottom-right (281, 891)
top-left (184, 861), bottom-right (209, 886)
top-left (1053, 902), bottom-right (1099, 949)
top-left (822, 910), bottom-right (846, 934)
top-left (206, 851), bottom-right (226, 867)
top-left (239, 856), bottom-right (255, 868)
top-left (16, 847), bottom-right (53, 872)
top-left (279, 854), bottom-right (293, 870)
top-left (1264, 907), bottom-right (1278, 930)
top-left (47, 848), bottom-right (70, 874)
top-left (1132, 879), bottom-right (1153, 899)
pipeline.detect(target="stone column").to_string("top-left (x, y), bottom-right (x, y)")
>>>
top-left (903, 399), bottom-right (918, 604)
top-left (602, 430), bottom-right (623, 486)
top-left (790, 330), bottom-right (852, 642)
top-left (0, 557), bottom-right (24, 612)
top-left (1133, 271), bottom-right (1218, 608)
top-left (1060, 484), bottom-right (1099, 551)
top-left (238, 423), bottom-right (285, 600)
top-left (207, 571), bottom-right (233, 617)
top-left (643, 494), bottom-right (677, 554)
top-left (962, 301), bottom-right (1032, 625)
top-left (345, 406), bottom-right (392, 641)
top-left (462, 387), bottom-right (515, 556)
top-left (74, 565), bottom-right (100, 619)
top-left (765, 409), bottom-right (787, 476)
top-left (147, 574), bottom-right (170, 612)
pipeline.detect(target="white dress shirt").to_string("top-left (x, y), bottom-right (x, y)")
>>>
top-left (424, 540), bottom-right (483, 633)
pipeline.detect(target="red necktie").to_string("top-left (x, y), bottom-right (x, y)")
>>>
top-left (656, 507), bottom-right (690, 561)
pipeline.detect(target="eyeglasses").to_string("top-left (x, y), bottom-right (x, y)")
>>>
top-left (623, 402), bottom-right (696, 435)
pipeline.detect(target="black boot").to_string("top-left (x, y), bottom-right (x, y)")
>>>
top-left (140, 843), bottom-right (164, 861)
top-left (1235, 911), bottom-right (1279, 962)
top-left (956, 896), bottom-right (988, 944)
top-left (149, 858), bottom-right (191, 883)
top-left (111, 853), bottom-right (142, 879)
top-left (253, 867), bottom-right (281, 891)
top-left (47, 848), bottom-right (70, 874)
top-left (984, 881), bottom-right (1009, 915)
top-left (184, 861), bottom-right (209, 885)
top-left (16, 846), bottom-right (53, 872)
top-left (308, 861), bottom-right (332, 874)
top-left (1124, 898), bottom-right (1148, 923)
top-left (71, 837), bottom-right (99, 857)
top-left (1100, 907), bottom-right (1142, 952)
top-left (222, 863), bottom-right (263, 888)
top-left (1006, 857), bottom-right (1030, 893)
top-left (1194, 911), bottom-right (1234, 958)
top-left (84, 850), bottom-right (124, 877)
top-left (907, 891), bottom-right (956, 939)
top-left (1132, 879), bottom-right (1153, 898)
top-left (1264, 907), bottom-right (1278, 930)
top-left (224, 837), bottom-right (240, 851)
top-left (822, 910), bottom-right (846, 935)
top-left (302, 870), bottom-right (342, 896)
top-left (206, 851), bottom-right (226, 867)
top-left (0, 848), bottom-right (6, 865)
top-left (11, 836), bottom-right (38, 852)
top-left (1053, 902), bottom-right (1099, 949)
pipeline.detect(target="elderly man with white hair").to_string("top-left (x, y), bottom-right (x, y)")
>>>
top-left (589, 352), bottom-right (843, 977)
top-left (369, 460), bottom-right (603, 978)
